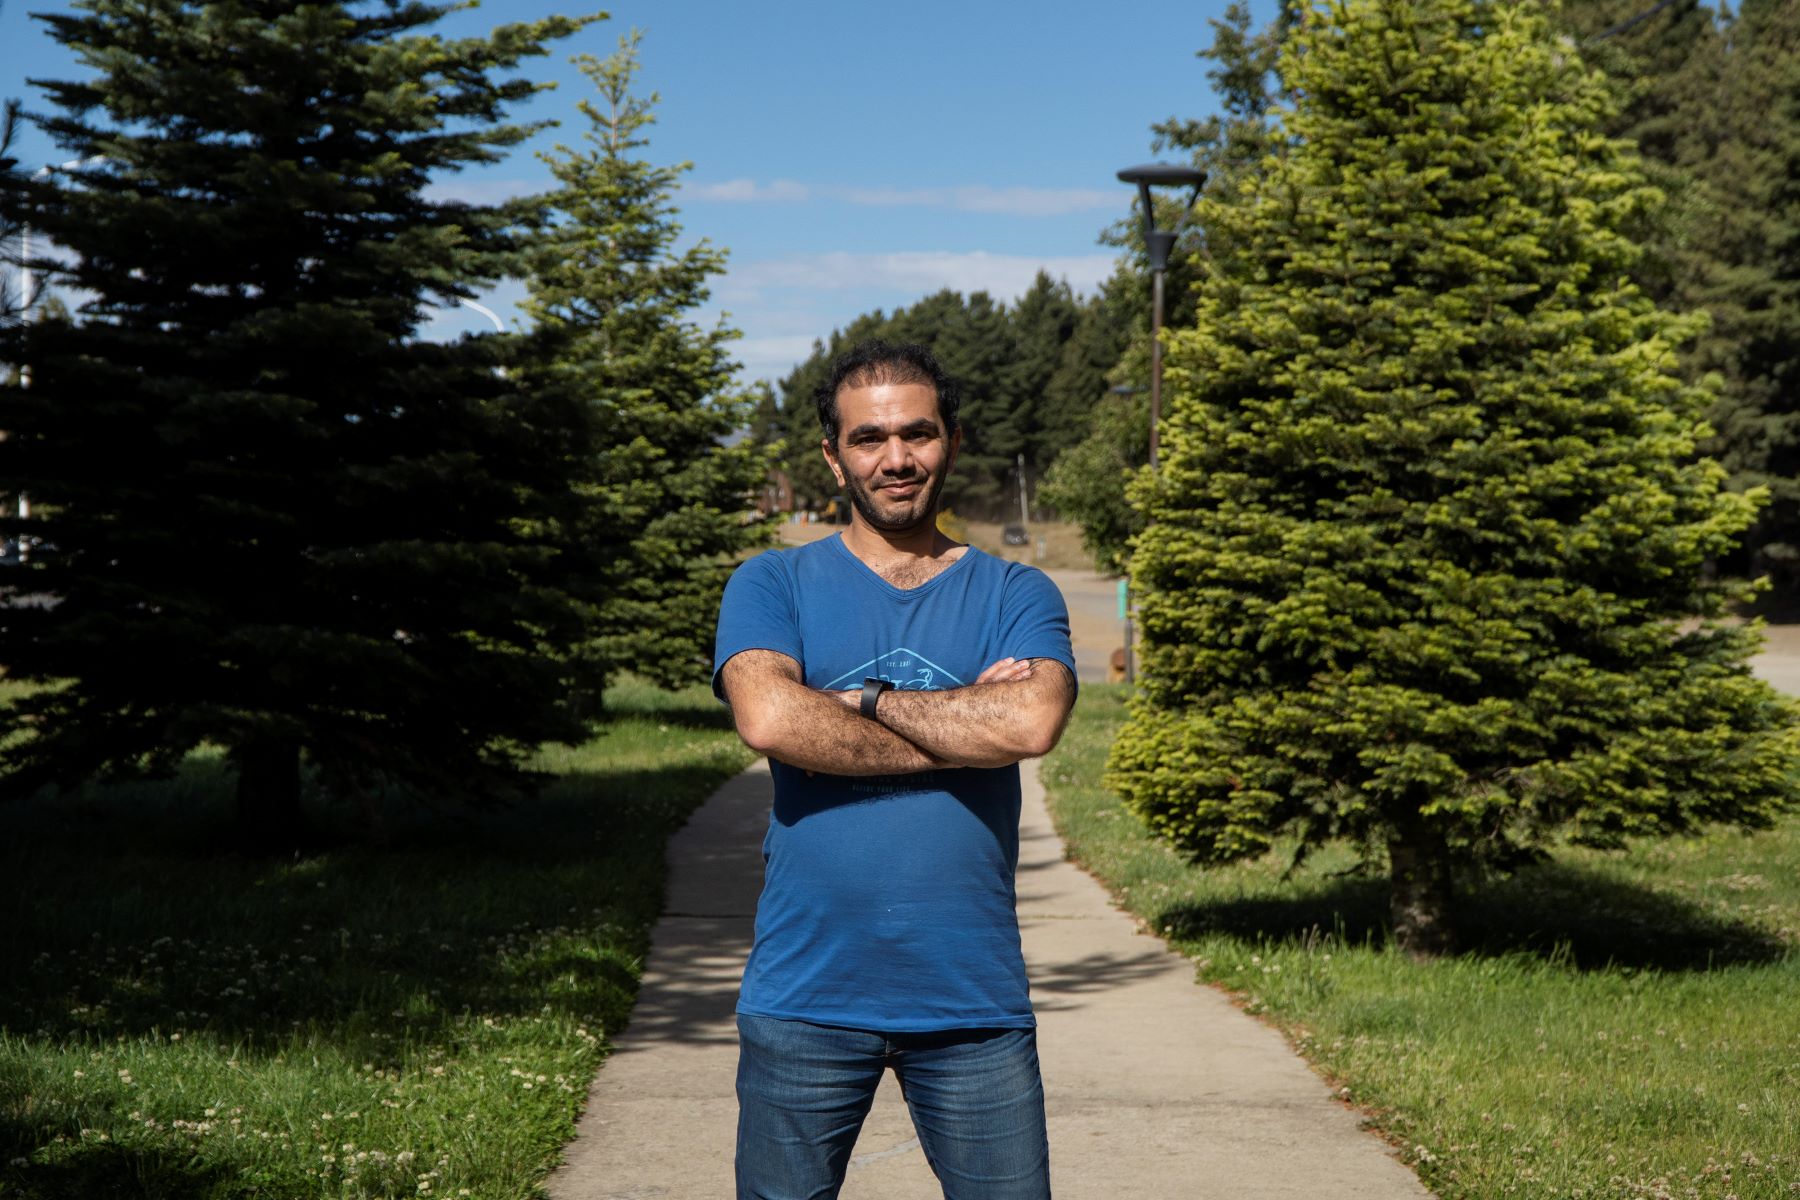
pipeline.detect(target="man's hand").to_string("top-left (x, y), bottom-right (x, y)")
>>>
top-left (725, 650), bottom-right (1073, 774)
top-left (723, 649), bottom-right (945, 776)
top-left (975, 657), bottom-right (1038, 686)
top-left (870, 658), bottom-right (1074, 768)
top-left (830, 657), bottom-right (1035, 709)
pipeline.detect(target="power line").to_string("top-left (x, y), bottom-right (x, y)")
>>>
top-left (1588, 0), bottom-right (1690, 43)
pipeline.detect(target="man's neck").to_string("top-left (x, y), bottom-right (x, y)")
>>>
top-left (840, 515), bottom-right (962, 568)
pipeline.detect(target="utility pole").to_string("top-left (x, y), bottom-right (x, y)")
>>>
top-left (1016, 452), bottom-right (1030, 528)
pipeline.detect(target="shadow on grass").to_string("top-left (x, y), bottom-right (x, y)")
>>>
top-left (2, 760), bottom-right (742, 1041)
top-left (0, 722), bottom-right (753, 1198)
top-left (0, 1119), bottom-right (253, 1200)
top-left (1152, 860), bottom-right (1788, 971)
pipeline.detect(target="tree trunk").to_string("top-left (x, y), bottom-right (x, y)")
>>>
top-left (234, 735), bottom-right (304, 854)
top-left (1387, 819), bottom-right (1456, 959)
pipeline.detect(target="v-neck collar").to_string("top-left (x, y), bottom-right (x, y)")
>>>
top-left (826, 532), bottom-right (980, 601)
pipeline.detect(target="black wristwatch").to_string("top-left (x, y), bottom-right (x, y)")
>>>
top-left (860, 676), bottom-right (894, 719)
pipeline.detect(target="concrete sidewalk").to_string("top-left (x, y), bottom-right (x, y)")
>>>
top-left (546, 760), bottom-right (1432, 1199)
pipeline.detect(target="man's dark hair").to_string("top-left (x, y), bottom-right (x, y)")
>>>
top-left (814, 339), bottom-right (961, 446)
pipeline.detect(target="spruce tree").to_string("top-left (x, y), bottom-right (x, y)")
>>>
top-left (1107, 0), bottom-right (1800, 956)
top-left (1036, 291), bottom-right (1131, 466)
top-left (1669, 0), bottom-right (1800, 600)
top-left (1038, 277), bottom-right (1143, 571)
top-left (1001, 271), bottom-right (1081, 478)
top-left (0, 96), bottom-right (21, 326)
top-left (0, 0), bottom-right (597, 849)
top-left (518, 31), bottom-right (773, 692)
top-left (1038, 387), bottom-right (1149, 574)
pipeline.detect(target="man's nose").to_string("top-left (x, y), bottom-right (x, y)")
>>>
top-left (878, 437), bottom-right (912, 473)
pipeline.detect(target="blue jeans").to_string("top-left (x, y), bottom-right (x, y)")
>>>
top-left (735, 1014), bottom-right (1051, 1200)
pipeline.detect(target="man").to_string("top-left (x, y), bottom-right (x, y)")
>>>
top-left (713, 340), bottom-right (1077, 1200)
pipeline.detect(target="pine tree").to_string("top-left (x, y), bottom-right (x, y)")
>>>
top-left (0, 95), bottom-right (21, 325)
top-left (1554, 0), bottom-right (1719, 163)
top-left (1036, 291), bottom-right (1132, 466)
top-left (1001, 271), bottom-right (1081, 478)
top-left (1108, 0), bottom-right (1800, 956)
top-left (1038, 388), bottom-right (1149, 575)
top-left (519, 31), bottom-right (773, 693)
top-left (1668, 0), bottom-right (1800, 602)
top-left (1038, 276), bottom-right (1143, 571)
top-left (0, 0), bottom-right (597, 849)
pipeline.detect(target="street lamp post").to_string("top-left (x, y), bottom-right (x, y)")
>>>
top-left (1115, 162), bottom-right (1205, 470)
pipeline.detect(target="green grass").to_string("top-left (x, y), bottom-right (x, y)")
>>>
top-left (1042, 685), bottom-right (1800, 1200)
top-left (0, 680), bottom-right (755, 1199)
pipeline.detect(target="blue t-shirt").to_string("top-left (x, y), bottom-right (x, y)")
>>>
top-left (711, 534), bottom-right (1076, 1032)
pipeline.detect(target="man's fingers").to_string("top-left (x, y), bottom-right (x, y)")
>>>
top-left (976, 657), bottom-right (1035, 685)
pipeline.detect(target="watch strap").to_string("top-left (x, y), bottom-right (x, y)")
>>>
top-left (860, 676), bottom-right (892, 720)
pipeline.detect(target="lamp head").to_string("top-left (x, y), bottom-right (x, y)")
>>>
top-left (1116, 162), bottom-right (1208, 273)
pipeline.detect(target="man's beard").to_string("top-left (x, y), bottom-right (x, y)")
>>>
top-left (843, 468), bottom-right (947, 534)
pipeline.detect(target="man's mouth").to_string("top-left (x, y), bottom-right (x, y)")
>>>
top-left (878, 480), bottom-right (921, 496)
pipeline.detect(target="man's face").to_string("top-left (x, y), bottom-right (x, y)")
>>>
top-left (823, 381), bottom-right (960, 535)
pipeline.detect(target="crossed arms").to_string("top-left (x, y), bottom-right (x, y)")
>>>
top-left (719, 649), bottom-right (1076, 774)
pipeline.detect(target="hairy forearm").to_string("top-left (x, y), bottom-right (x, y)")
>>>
top-left (874, 671), bottom-right (1071, 768)
top-left (736, 675), bottom-right (943, 776)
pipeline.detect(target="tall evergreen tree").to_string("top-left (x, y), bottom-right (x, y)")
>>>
top-left (1108, 0), bottom-right (1800, 956)
top-left (0, 88), bottom-right (19, 549)
top-left (1001, 270), bottom-right (1081, 478)
top-left (1038, 387), bottom-right (1149, 575)
top-left (0, 96), bottom-right (21, 326)
top-left (1667, 0), bottom-right (1800, 601)
top-left (0, 0), bottom-right (597, 849)
top-left (1035, 290), bottom-right (1132, 466)
top-left (1038, 274), bottom-right (1143, 571)
top-left (1549, 2), bottom-right (1800, 602)
top-left (1555, 0), bottom-right (1718, 164)
top-left (519, 31), bottom-right (773, 693)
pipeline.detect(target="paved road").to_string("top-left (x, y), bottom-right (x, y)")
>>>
top-left (546, 760), bottom-right (1433, 1199)
top-left (1039, 568), bottom-right (1124, 684)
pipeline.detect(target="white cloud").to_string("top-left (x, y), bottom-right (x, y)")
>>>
top-left (724, 250), bottom-right (1117, 301)
top-left (732, 335), bottom-right (824, 382)
top-left (684, 177), bottom-right (812, 203)
top-left (422, 177), bottom-right (542, 206)
top-left (683, 179), bottom-right (1119, 217)
top-left (837, 185), bottom-right (1118, 217)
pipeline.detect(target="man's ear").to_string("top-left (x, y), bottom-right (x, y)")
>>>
top-left (821, 436), bottom-right (846, 488)
top-left (945, 425), bottom-right (961, 475)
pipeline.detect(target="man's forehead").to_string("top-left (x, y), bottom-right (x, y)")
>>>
top-left (836, 381), bottom-right (943, 429)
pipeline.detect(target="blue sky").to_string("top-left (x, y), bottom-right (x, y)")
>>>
top-left (1, 0), bottom-right (1265, 383)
